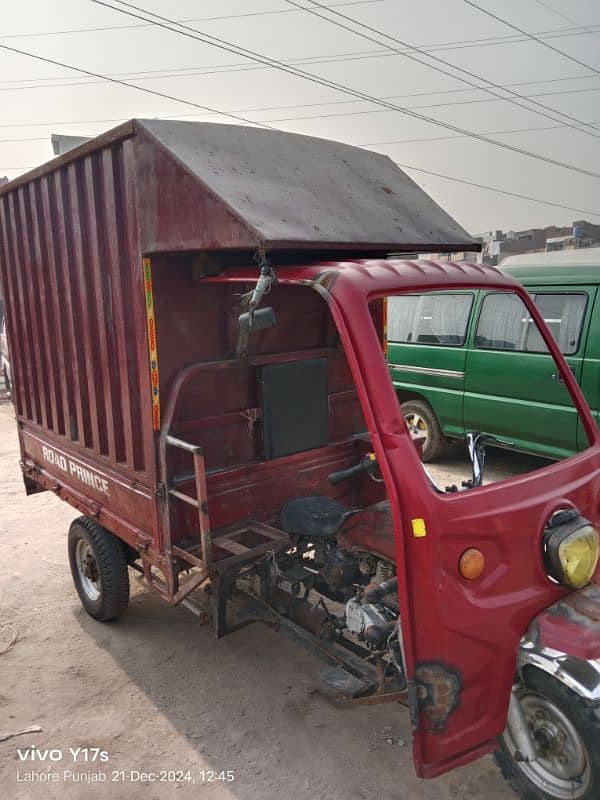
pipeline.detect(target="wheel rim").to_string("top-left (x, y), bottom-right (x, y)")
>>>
top-left (75, 539), bottom-right (102, 602)
top-left (503, 691), bottom-right (591, 799)
top-left (404, 412), bottom-right (429, 444)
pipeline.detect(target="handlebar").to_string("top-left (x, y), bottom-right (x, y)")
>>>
top-left (328, 453), bottom-right (378, 485)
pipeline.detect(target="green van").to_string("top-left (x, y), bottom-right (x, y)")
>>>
top-left (387, 248), bottom-right (600, 461)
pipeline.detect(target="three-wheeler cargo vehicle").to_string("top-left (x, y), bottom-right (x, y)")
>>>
top-left (0, 119), bottom-right (599, 799)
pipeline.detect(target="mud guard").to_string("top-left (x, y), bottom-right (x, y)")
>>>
top-left (518, 584), bottom-right (600, 701)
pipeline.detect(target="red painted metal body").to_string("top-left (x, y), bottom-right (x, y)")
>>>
top-left (0, 119), bottom-right (599, 781)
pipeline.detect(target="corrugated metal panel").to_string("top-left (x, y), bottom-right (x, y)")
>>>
top-left (0, 140), bottom-right (149, 476)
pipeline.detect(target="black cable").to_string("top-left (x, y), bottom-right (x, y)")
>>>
top-left (89, 0), bottom-right (600, 179)
top-left (0, 1), bottom-right (383, 39)
top-left (0, 42), bottom-right (275, 131)
top-left (1, 116), bottom-right (599, 147)
top-left (393, 161), bottom-right (600, 217)
top-left (465, 0), bottom-right (600, 75)
top-left (2, 58), bottom-right (599, 111)
top-left (2, 155), bottom-right (598, 219)
top-left (291, 0), bottom-right (599, 137)
top-left (264, 84), bottom-right (600, 123)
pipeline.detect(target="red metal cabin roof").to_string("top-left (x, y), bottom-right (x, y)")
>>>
top-left (203, 258), bottom-right (517, 295)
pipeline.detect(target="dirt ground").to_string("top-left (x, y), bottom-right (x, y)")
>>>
top-left (0, 391), bottom-right (548, 800)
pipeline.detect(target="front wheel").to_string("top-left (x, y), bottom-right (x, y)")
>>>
top-left (68, 517), bottom-right (130, 621)
top-left (495, 669), bottom-right (600, 800)
top-left (401, 399), bottom-right (444, 462)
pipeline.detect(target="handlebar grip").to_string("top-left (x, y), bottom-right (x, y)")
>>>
top-left (328, 461), bottom-right (367, 485)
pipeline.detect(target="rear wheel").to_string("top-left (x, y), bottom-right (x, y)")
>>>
top-left (3, 366), bottom-right (10, 395)
top-left (495, 669), bottom-right (600, 800)
top-left (401, 399), bottom-right (444, 462)
top-left (68, 517), bottom-right (129, 621)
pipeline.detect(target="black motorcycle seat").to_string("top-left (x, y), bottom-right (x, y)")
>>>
top-left (280, 496), bottom-right (358, 538)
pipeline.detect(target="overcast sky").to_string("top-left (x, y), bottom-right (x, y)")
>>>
top-left (0, 0), bottom-right (599, 235)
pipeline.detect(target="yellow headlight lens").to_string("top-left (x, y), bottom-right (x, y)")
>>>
top-left (556, 525), bottom-right (599, 589)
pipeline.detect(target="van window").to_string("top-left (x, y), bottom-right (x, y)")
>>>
top-left (526, 293), bottom-right (587, 355)
top-left (387, 293), bottom-right (473, 346)
top-left (476, 292), bottom-right (587, 355)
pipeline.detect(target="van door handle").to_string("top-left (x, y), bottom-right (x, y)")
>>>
top-left (551, 365), bottom-right (575, 383)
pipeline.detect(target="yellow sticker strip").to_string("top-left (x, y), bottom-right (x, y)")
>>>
top-left (412, 518), bottom-right (427, 538)
top-left (143, 257), bottom-right (161, 431)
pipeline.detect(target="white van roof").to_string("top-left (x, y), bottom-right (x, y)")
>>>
top-left (501, 248), bottom-right (600, 268)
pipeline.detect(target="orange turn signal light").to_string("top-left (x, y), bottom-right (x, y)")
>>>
top-left (459, 548), bottom-right (485, 580)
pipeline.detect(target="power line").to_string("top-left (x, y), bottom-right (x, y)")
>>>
top-left (464, 0), bottom-right (600, 75)
top-left (263, 84), bottom-right (600, 123)
top-left (0, 42), bottom-right (274, 131)
top-left (1, 70), bottom-right (599, 122)
top-left (0, 136), bottom-right (47, 143)
top-left (535, 0), bottom-right (600, 37)
top-left (287, 0), bottom-right (600, 137)
top-left (394, 161), bottom-right (600, 218)
top-left (0, 1), bottom-right (382, 39)
top-left (89, 0), bottom-right (600, 180)
top-left (363, 121), bottom-right (600, 146)
top-left (2, 65), bottom-right (599, 121)
top-left (2, 153), bottom-right (597, 219)
top-left (2, 51), bottom-right (599, 106)
top-left (2, 10), bottom-right (598, 53)
top-left (1, 116), bottom-right (600, 148)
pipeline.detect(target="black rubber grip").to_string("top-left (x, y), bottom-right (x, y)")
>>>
top-left (328, 461), bottom-right (366, 485)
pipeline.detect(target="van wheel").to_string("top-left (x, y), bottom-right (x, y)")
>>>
top-left (3, 366), bottom-right (10, 394)
top-left (68, 517), bottom-right (129, 621)
top-left (401, 399), bottom-right (444, 462)
top-left (495, 669), bottom-right (600, 800)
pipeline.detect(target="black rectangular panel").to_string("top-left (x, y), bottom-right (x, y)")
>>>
top-left (261, 358), bottom-right (329, 460)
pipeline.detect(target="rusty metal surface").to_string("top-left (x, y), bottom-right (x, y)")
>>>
top-left (415, 662), bottom-right (462, 734)
top-left (135, 119), bottom-right (478, 254)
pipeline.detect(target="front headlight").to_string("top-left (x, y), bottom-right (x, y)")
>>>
top-left (544, 509), bottom-right (599, 590)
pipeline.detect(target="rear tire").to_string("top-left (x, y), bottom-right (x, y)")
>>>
top-left (68, 517), bottom-right (129, 621)
top-left (401, 399), bottom-right (444, 462)
top-left (3, 366), bottom-right (10, 395)
top-left (495, 669), bottom-right (600, 800)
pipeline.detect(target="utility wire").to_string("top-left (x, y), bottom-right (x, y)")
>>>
top-left (394, 162), bottom-right (600, 218)
top-left (2, 68), bottom-right (599, 119)
top-left (535, 0), bottom-right (600, 37)
top-left (263, 84), bottom-right (600, 123)
top-left (0, 43), bottom-right (274, 130)
top-left (0, 1), bottom-right (382, 39)
top-left (1, 152), bottom-right (597, 218)
top-left (464, 0), bottom-right (600, 75)
top-left (89, 0), bottom-right (600, 179)
top-left (287, 0), bottom-right (599, 137)
top-left (363, 121), bottom-right (600, 146)
top-left (1, 117), bottom-right (599, 147)
top-left (2, 54), bottom-right (599, 104)
top-left (2, 12), bottom-right (598, 52)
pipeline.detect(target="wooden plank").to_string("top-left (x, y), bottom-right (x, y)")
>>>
top-left (213, 538), bottom-right (248, 556)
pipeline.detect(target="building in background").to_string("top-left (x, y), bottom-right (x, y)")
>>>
top-left (479, 220), bottom-right (600, 264)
